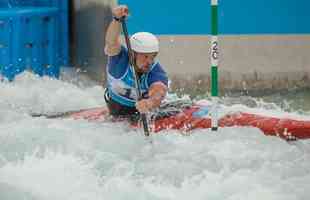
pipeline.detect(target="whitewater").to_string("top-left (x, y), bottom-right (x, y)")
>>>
top-left (0, 71), bottom-right (310, 200)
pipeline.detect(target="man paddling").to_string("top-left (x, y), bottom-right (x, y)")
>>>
top-left (104, 5), bottom-right (168, 120)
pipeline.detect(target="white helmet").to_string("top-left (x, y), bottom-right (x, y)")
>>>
top-left (130, 32), bottom-right (159, 53)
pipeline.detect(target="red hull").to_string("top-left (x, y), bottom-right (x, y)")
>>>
top-left (153, 107), bottom-right (310, 140)
top-left (69, 106), bottom-right (310, 140)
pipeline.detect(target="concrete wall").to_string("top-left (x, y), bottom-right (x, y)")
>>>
top-left (70, 1), bottom-right (310, 96)
top-left (71, 0), bottom-right (116, 83)
top-left (159, 35), bottom-right (310, 96)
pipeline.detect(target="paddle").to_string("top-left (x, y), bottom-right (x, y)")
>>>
top-left (120, 17), bottom-right (150, 137)
top-left (30, 107), bottom-right (101, 119)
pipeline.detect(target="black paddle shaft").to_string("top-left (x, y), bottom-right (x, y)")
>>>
top-left (120, 17), bottom-right (150, 136)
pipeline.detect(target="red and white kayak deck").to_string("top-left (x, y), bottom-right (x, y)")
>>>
top-left (65, 100), bottom-right (310, 141)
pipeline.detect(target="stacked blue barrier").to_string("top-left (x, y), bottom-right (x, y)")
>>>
top-left (8, 0), bottom-right (69, 66)
top-left (0, 0), bottom-right (68, 80)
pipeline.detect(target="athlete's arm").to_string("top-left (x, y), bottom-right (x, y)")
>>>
top-left (104, 5), bottom-right (128, 56)
top-left (148, 82), bottom-right (168, 108)
top-left (136, 82), bottom-right (168, 113)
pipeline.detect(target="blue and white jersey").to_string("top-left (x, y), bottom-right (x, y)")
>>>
top-left (106, 46), bottom-right (168, 107)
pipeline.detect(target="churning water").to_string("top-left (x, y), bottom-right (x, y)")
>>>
top-left (0, 72), bottom-right (310, 200)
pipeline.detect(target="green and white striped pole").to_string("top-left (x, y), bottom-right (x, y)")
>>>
top-left (211, 0), bottom-right (219, 131)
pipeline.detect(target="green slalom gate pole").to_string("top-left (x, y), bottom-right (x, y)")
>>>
top-left (211, 0), bottom-right (219, 131)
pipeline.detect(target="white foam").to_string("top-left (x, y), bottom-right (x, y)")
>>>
top-left (0, 72), bottom-right (310, 200)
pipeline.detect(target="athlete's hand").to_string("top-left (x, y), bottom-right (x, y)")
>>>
top-left (136, 99), bottom-right (153, 113)
top-left (112, 5), bottom-right (129, 19)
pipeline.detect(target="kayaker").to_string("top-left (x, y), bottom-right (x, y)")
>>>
top-left (104, 5), bottom-right (168, 120)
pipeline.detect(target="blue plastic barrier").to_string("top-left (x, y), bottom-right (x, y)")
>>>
top-left (7, 0), bottom-right (67, 10)
top-left (0, 0), bottom-right (68, 80)
top-left (6, 1), bottom-right (69, 66)
top-left (0, 7), bottom-right (59, 80)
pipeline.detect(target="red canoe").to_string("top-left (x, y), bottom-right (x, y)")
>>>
top-left (66, 101), bottom-right (310, 141)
